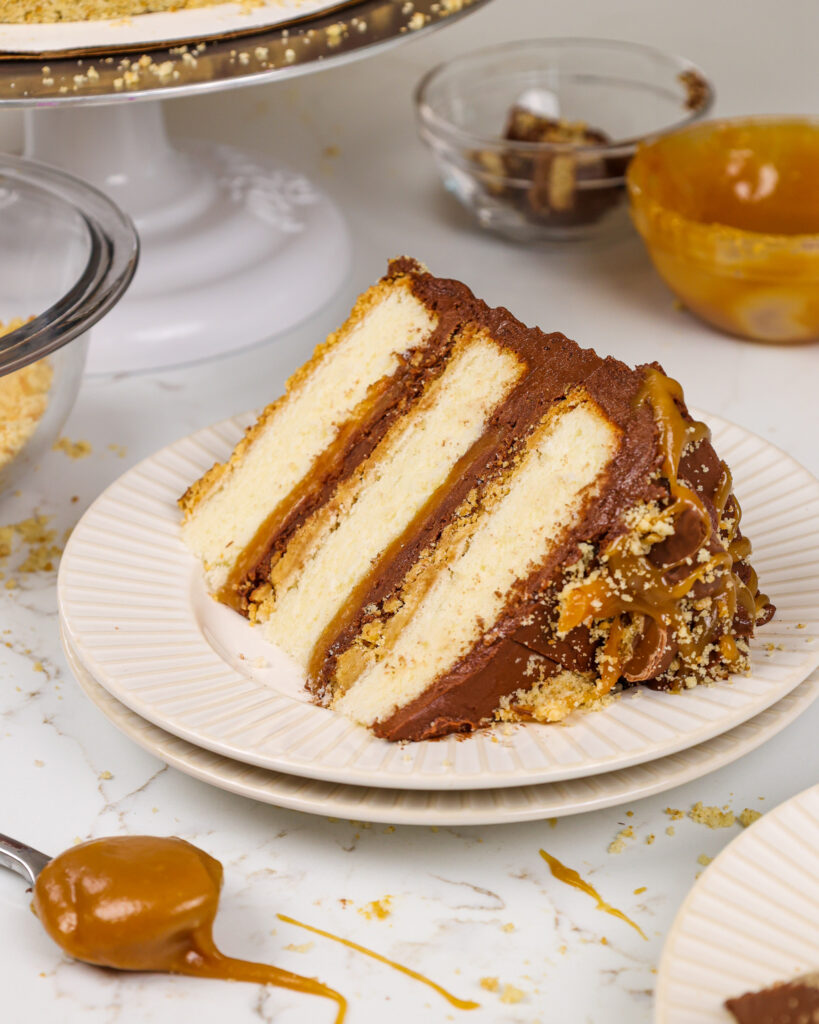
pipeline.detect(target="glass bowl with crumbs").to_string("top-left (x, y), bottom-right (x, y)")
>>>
top-left (415, 38), bottom-right (713, 242)
top-left (0, 154), bottom-right (138, 494)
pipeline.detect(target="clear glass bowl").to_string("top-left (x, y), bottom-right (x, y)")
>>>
top-left (628, 117), bottom-right (819, 342)
top-left (0, 154), bottom-right (138, 494)
top-left (415, 38), bottom-right (713, 242)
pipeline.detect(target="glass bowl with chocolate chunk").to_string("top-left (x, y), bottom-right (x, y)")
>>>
top-left (415, 38), bottom-right (713, 242)
top-left (0, 155), bottom-right (138, 494)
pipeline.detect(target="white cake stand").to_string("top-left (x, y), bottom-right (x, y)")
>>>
top-left (0, 0), bottom-right (489, 374)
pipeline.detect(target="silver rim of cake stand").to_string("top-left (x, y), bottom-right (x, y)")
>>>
top-left (0, 0), bottom-right (494, 107)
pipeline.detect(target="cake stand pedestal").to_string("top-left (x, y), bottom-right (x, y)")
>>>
top-left (24, 102), bottom-right (349, 375)
top-left (0, 0), bottom-right (491, 375)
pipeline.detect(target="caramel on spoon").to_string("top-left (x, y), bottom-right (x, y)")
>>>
top-left (1, 833), bottom-right (346, 1023)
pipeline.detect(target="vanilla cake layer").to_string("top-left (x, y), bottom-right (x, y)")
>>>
top-left (256, 330), bottom-right (526, 666)
top-left (181, 276), bottom-right (438, 599)
top-left (333, 396), bottom-right (620, 728)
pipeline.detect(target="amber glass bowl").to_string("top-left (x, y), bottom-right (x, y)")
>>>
top-left (628, 117), bottom-right (819, 342)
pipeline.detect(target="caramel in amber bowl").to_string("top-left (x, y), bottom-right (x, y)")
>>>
top-left (628, 117), bottom-right (819, 342)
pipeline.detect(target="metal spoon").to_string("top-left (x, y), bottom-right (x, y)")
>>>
top-left (0, 833), bottom-right (51, 886)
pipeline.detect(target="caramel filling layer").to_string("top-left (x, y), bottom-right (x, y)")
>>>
top-left (218, 362), bottom-right (439, 612)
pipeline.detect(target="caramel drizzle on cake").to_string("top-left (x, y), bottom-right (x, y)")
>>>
top-left (557, 367), bottom-right (771, 694)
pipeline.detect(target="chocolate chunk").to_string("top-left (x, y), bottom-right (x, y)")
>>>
top-left (622, 616), bottom-right (676, 682)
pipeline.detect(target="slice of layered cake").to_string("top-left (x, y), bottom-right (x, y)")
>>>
top-left (181, 259), bottom-right (774, 741)
top-left (726, 972), bottom-right (819, 1024)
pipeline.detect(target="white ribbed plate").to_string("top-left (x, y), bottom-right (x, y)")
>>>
top-left (57, 410), bottom-right (819, 790)
top-left (63, 628), bottom-right (819, 826)
top-left (655, 783), bottom-right (819, 1023)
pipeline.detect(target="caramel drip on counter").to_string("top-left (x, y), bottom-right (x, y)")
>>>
top-left (538, 850), bottom-right (647, 941)
top-left (33, 837), bottom-right (346, 1024)
top-left (558, 368), bottom-right (764, 689)
top-left (277, 913), bottom-right (480, 1011)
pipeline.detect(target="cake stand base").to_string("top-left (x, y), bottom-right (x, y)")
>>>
top-left (24, 103), bottom-right (350, 376)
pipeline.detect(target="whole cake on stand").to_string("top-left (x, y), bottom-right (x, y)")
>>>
top-left (0, 0), bottom-right (490, 374)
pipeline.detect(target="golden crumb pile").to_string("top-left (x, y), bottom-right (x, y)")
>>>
top-left (0, 319), bottom-right (52, 473)
top-left (607, 825), bottom-right (635, 854)
top-left (738, 808), bottom-right (762, 828)
top-left (2, 0), bottom-right (235, 23)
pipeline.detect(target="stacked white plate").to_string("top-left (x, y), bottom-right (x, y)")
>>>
top-left (655, 782), bottom-right (819, 1023)
top-left (58, 410), bottom-right (819, 826)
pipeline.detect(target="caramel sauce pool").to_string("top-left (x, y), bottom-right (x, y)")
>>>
top-left (539, 849), bottom-right (647, 940)
top-left (32, 836), bottom-right (346, 1023)
top-left (629, 120), bottom-right (819, 342)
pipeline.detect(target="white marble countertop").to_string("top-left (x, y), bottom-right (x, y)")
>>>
top-left (1, 1), bottom-right (818, 1021)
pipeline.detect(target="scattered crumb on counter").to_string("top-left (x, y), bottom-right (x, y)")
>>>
top-left (666, 826), bottom-right (675, 836)
top-left (689, 802), bottom-right (735, 828)
top-left (608, 825), bottom-right (634, 854)
top-left (358, 897), bottom-right (392, 920)
top-left (284, 942), bottom-right (314, 953)
top-left (53, 437), bottom-right (92, 459)
top-left (1, 514), bottom-right (63, 578)
top-left (98, 770), bottom-right (113, 780)
top-left (645, 834), bottom-right (655, 845)
top-left (500, 983), bottom-right (525, 1004)
top-left (480, 978), bottom-right (499, 992)
top-left (664, 807), bottom-right (684, 820)
top-left (738, 808), bottom-right (762, 828)
top-left (697, 854), bottom-right (713, 866)
top-left (107, 443), bottom-right (127, 458)
top-left (501, 923), bottom-right (515, 933)
top-left (633, 887), bottom-right (646, 895)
